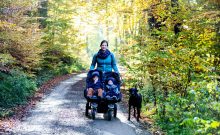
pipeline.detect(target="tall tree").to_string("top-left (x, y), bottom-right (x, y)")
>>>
top-left (0, 0), bottom-right (42, 73)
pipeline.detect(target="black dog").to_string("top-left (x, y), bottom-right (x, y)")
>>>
top-left (128, 88), bottom-right (142, 121)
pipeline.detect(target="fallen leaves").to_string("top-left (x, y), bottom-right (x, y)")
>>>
top-left (0, 73), bottom-right (76, 133)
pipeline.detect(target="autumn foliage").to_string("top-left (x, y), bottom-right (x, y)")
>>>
top-left (0, 0), bottom-right (219, 134)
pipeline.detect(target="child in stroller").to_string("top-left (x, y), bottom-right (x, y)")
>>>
top-left (84, 70), bottom-right (122, 120)
top-left (103, 72), bottom-right (122, 102)
top-left (87, 71), bottom-right (103, 99)
top-left (105, 77), bottom-right (120, 101)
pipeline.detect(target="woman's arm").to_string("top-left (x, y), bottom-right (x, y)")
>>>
top-left (111, 53), bottom-right (119, 72)
top-left (90, 53), bottom-right (97, 70)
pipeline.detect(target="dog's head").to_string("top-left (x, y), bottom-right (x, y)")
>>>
top-left (129, 88), bottom-right (138, 96)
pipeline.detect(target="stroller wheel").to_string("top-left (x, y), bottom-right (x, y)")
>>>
top-left (85, 102), bottom-right (89, 116)
top-left (108, 110), bottom-right (112, 121)
top-left (114, 104), bottom-right (117, 118)
top-left (91, 109), bottom-right (96, 120)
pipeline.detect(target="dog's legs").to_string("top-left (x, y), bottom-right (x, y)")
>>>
top-left (128, 104), bottom-right (131, 121)
top-left (137, 107), bottom-right (140, 121)
top-left (133, 106), bottom-right (136, 118)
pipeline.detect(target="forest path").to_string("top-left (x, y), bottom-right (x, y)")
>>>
top-left (12, 73), bottom-right (151, 135)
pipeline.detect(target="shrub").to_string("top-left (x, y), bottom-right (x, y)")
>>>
top-left (0, 70), bottom-right (37, 108)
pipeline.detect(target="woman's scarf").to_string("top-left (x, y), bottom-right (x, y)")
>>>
top-left (97, 49), bottom-right (111, 59)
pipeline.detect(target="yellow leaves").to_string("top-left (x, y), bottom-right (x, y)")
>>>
top-left (199, 10), bottom-right (220, 20)
top-left (168, 49), bottom-right (176, 57)
top-left (195, 65), bottom-right (203, 71)
top-left (207, 81), bottom-right (218, 94)
top-left (210, 121), bottom-right (220, 129)
top-left (0, 20), bottom-right (31, 33)
top-left (168, 49), bottom-right (173, 54)
top-left (0, 2), bottom-right (42, 71)
top-left (0, 21), bottom-right (16, 30)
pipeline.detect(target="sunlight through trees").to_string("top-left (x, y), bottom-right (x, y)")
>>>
top-left (0, 0), bottom-right (219, 134)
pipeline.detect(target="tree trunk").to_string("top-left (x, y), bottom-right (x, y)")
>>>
top-left (162, 87), bottom-right (168, 117)
top-left (38, 0), bottom-right (48, 29)
top-left (153, 86), bottom-right (157, 106)
top-left (171, 0), bottom-right (181, 35)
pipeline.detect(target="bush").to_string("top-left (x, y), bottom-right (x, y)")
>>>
top-left (36, 57), bottom-right (85, 87)
top-left (36, 69), bottom-right (55, 87)
top-left (142, 88), bottom-right (220, 135)
top-left (0, 70), bottom-right (37, 108)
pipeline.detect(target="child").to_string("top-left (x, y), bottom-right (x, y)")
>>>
top-left (105, 77), bottom-right (119, 100)
top-left (87, 71), bottom-right (103, 98)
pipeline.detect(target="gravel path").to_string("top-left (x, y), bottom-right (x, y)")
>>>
top-left (12, 73), bottom-right (151, 135)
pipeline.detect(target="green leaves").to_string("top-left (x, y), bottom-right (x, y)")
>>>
top-left (117, 0), bottom-right (220, 134)
top-left (0, 70), bottom-right (37, 108)
top-left (0, 0), bottom-right (86, 117)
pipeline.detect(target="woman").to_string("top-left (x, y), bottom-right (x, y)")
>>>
top-left (88, 40), bottom-right (119, 98)
top-left (90, 40), bottom-right (119, 73)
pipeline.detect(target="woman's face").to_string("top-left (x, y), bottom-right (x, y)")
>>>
top-left (100, 42), bottom-right (108, 51)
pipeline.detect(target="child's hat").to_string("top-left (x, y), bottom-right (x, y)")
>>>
top-left (107, 77), bottom-right (116, 84)
top-left (92, 71), bottom-right (99, 77)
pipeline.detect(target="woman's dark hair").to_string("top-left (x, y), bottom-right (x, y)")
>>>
top-left (100, 40), bottom-right (108, 46)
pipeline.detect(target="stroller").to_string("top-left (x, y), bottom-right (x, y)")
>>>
top-left (84, 69), bottom-right (122, 121)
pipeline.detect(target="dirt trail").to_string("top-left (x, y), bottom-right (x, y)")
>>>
top-left (12, 73), bottom-right (151, 135)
